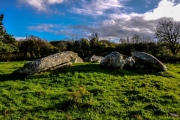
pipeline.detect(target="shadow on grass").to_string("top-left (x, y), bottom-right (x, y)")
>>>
top-left (51, 63), bottom-right (158, 76)
top-left (0, 73), bottom-right (27, 82)
top-left (0, 63), bottom-right (159, 82)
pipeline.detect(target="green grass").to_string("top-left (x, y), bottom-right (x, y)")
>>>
top-left (0, 62), bottom-right (180, 120)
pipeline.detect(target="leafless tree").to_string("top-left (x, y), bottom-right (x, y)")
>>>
top-left (155, 20), bottom-right (180, 56)
top-left (132, 34), bottom-right (154, 43)
top-left (132, 34), bottom-right (141, 43)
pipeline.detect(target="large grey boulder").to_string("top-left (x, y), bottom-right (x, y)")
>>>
top-left (100, 51), bottom-right (125, 69)
top-left (131, 51), bottom-right (167, 71)
top-left (90, 55), bottom-right (104, 63)
top-left (13, 51), bottom-right (83, 75)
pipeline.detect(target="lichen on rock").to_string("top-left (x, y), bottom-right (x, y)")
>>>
top-left (13, 51), bottom-right (83, 75)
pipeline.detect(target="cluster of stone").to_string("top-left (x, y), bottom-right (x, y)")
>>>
top-left (13, 50), bottom-right (167, 76)
top-left (100, 51), bottom-right (167, 71)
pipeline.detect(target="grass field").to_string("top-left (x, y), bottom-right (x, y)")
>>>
top-left (0, 61), bottom-right (179, 120)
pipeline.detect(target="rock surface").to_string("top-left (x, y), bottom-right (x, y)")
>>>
top-left (131, 51), bottom-right (167, 71)
top-left (13, 51), bottom-right (83, 75)
top-left (100, 51), bottom-right (125, 69)
top-left (124, 57), bottom-right (135, 67)
top-left (169, 113), bottom-right (179, 117)
top-left (90, 55), bottom-right (104, 63)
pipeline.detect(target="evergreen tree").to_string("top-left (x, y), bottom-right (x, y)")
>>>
top-left (0, 14), bottom-right (5, 37)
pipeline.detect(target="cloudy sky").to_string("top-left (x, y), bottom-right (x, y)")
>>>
top-left (1, 0), bottom-right (180, 41)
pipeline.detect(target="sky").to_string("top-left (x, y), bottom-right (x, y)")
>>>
top-left (0, 0), bottom-right (180, 42)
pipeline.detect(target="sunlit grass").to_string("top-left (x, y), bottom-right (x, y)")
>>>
top-left (0, 62), bottom-right (179, 119)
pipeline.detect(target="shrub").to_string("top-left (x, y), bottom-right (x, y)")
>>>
top-left (68, 85), bottom-right (93, 106)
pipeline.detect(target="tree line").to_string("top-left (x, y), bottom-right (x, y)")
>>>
top-left (0, 14), bottom-right (180, 63)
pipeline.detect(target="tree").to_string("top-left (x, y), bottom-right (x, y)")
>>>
top-left (132, 34), bottom-right (141, 43)
top-left (0, 14), bottom-right (17, 53)
top-left (0, 14), bottom-right (4, 35)
top-left (80, 38), bottom-right (90, 58)
top-left (89, 33), bottom-right (99, 54)
top-left (18, 35), bottom-right (59, 59)
top-left (155, 20), bottom-right (180, 56)
top-left (0, 14), bottom-right (16, 44)
top-left (131, 34), bottom-right (154, 43)
top-left (89, 33), bottom-right (99, 42)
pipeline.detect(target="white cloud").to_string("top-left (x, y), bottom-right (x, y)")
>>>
top-left (95, 0), bottom-right (180, 39)
top-left (28, 24), bottom-right (61, 33)
top-left (144, 0), bottom-right (180, 21)
top-left (109, 13), bottom-right (143, 21)
top-left (48, 0), bottom-right (64, 4)
top-left (21, 0), bottom-right (180, 41)
top-left (15, 36), bottom-right (26, 40)
top-left (28, 24), bottom-right (75, 36)
top-left (18, 0), bottom-right (65, 11)
top-left (70, 0), bottom-right (124, 16)
top-left (104, 0), bottom-right (180, 22)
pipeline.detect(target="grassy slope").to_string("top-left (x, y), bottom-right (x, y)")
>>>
top-left (0, 62), bottom-right (179, 120)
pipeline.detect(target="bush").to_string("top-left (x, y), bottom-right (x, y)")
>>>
top-left (68, 85), bottom-right (93, 106)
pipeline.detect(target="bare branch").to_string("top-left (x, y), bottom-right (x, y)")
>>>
top-left (155, 20), bottom-right (180, 56)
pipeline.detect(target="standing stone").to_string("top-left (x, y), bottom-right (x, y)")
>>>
top-left (131, 51), bottom-right (167, 71)
top-left (100, 51), bottom-right (125, 69)
top-left (13, 51), bottom-right (83, 75)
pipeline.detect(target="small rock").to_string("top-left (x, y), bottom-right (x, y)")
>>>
top-left (124, 57), bottom-right (135, 67)
top-left (169, 113), bottom-right (179, 117)
top-left (90, 55), bottom-right (104, 63)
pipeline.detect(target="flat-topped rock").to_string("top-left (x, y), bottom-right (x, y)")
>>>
top-left (131, 51), bottom-right (167, 71)
top-left (13, 51), bottom-right (83, 75)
